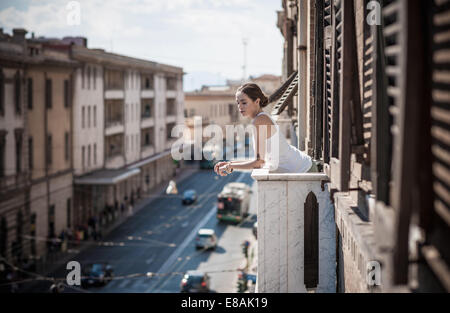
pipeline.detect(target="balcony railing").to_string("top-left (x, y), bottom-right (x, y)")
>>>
top-left (251, 168), bottom-right (336, 293)
top-left (105, 117), bottom-right (124, 128)
top-left (0, 172), bottom-right (28, 193)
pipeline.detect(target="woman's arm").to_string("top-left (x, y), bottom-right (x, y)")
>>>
top-left (216, 115), bottom-right (275, 175)
top-left (229, 154), bottom-right (264, 170)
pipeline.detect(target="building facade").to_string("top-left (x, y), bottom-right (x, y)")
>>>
top-left (0, 28), bottom-right (78, 269)
top-left (0, 29), bottom-right (31, 269)
top-left (0, 30), bottom-right (185, 276)
top-left (65, 40), bottom-right (184, 231)
top-left (254, 0), bottom-right (450, 293)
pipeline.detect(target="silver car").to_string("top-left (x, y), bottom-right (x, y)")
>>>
top-left (195, 229), bottom-right (217, 250)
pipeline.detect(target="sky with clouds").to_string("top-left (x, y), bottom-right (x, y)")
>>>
top-left (0, 0), bottom-right (284, 91)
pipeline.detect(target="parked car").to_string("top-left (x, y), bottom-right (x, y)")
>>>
top-left (195, 229), bottom-right (217, 250)
top-left (180, 270), bottom-right (211, 293)
top-left (81, 263), bottom-right (114, 287)
top-left (182, 190), bottom-right (197, 205)
top-left (253, 221), bottom-right (257, 239)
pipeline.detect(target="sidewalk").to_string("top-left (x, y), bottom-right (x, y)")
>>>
top-left (21, 164), bottom-right (200, 292)
top-left (237, 180), bottom-right (258, 293)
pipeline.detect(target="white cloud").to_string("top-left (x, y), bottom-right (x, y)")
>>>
top-left (0, 0), bottom-right (282, 80)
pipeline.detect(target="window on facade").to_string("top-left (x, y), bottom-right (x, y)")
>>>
top-left (46, 134), bottom-right (52, 165)
top-left (30, 213), bottom-right (36, 256)
top-left (48, 205), bottom-right (55, 238)
top-left (94, 106), bottom-right (97, 127)
top-left (65, 132), bottom-right (69, 161)
top-left (141, 99), bottom-right (153, 118)
top-left (67, 198), bottom-right (71, 228)
top-left (166, 123), bottom-right (175, 140)
top-left (105, 69), bottom-right (124, 90)
top-left (64, 79), bottom-right (69, 108)
top-left (82, 106), bottom-right (85, 128)
top-left (15, 130), bottom-right (22, 173)
top-left (0, 69), bottom-right (4, 116)
top-left (94, 143), bottom-right (97, 165)
top-left (82, 145), bottom-right (85, 169)
top-left (142, 74), bottom-right (153, 90)
top-left (166, 77), bottom-right (177, 90)
top-left (0, 217), bottom-right (6, 258)
top-left (93, 67), bottom-right (96, 90)
top-left (88, 145), bottom-right (91, 167)
top-left (27, 78), bottom-right (33, 109)
top-left (88, 106), bottom-right (91, 128)
top-left (15, 211), bottom-right (23, 259)
top-left (142, 127), bottom-right (154, 147)
top-left (0, 131), bottom-right (5, 177)
top-left (81, 67), bottom-right (85, 89)
top-left (87, 66), bottom-right (91, 89)
top-left (105, 100), bottom-right (124, 127)
top-left (167, 99), bottom-right (176, 116)
top-left (45, 79), bottom-right (52, 108)
top-left (15, 71), bottom-right (21, 114)
top-left (29, 136), bottom-right (33, 170)
top-left (106, 134), bottom-right (123, 158)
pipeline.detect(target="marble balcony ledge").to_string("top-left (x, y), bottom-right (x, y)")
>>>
top-left (251, 168), bottom-right (336, 293)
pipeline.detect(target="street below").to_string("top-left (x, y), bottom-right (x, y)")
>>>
top-left (24, 169), bottom-right (256, 293)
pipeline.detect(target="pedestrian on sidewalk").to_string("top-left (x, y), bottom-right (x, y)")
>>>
top-left (128, 203), bottom-right (133, 216)
top-left (214, 83), bottom-right (316, 176)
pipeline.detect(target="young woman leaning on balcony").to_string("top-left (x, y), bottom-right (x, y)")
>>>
top-left (214, 83), bottom-right (318, 177)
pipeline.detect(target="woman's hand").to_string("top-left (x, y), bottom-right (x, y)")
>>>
top-left (214, 161), bottom-right (230, 176)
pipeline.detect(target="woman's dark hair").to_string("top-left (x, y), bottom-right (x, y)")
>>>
top-left (236, 83), bottom-right (270, 108)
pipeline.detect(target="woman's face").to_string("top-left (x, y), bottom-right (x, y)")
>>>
top-left (236, 91), bottom-right (260, 118)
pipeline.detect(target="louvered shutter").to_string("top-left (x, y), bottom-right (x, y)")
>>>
top-left (323, 0), bottom-right (333, 164)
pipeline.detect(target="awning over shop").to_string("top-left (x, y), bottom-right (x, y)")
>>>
top-left (127, 149), bottom-right (172, 169)
top-left (74, 168), bottom-right (141, 185)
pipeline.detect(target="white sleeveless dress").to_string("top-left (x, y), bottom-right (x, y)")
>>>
top-left (251, 112), bottom-right (312, 173)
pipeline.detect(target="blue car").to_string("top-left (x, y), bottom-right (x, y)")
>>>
top-left (81, 263), bottom-right (114, 287)
top-left (182, 190), bottom-right (197, 205)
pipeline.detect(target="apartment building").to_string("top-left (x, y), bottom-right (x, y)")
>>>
top-left (253, 0), bottom-right (449, 293)
top-left (0, 29), bottom-right (78, 264)
top-left (64, 40), bottom-right (184, 229)
top-left (26, 37), bottom-right (77, 260)
top-left (0, 29), bottom-right (31, 267)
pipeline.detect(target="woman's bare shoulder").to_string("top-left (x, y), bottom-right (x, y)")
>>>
top-left (253, 114), bottom-right (275, 126)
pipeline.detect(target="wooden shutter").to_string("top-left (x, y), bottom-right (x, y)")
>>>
top-left (323, 0), bottom-right (332, 164)
top-left (418, 0), bottom-right (450, 292)
top-left (371, 4), bottom-right (393, 204)
top-left (314, 0), bottom-right (325, 161)
top-left (361, 1), bottom-right (375, 162)
top-left (330, 0), bottom-right (342, 159)
top-left (429, 0), bottom-right (450, 235)
top-left (329, 0), bottom-right (360, 192)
